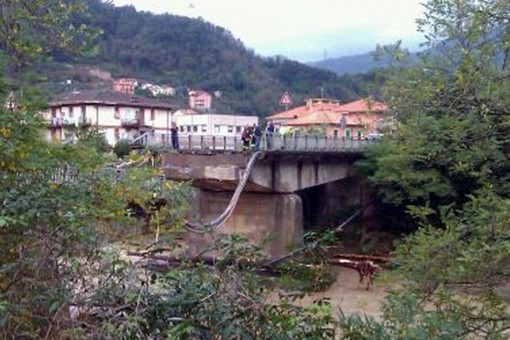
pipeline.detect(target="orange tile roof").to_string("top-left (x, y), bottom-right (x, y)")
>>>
top-left (268, 99), bottom-right (386, 135)
top-left (285, 111), bottom-right (338, 126)
top-left (268, 98), bottom-right (386, 121)
top-left (268, 105), bottom-right (309, 120)
top-left (286, 111), bottom-right (374, 127)
top-left (337, 99), bottom-right (387, 113)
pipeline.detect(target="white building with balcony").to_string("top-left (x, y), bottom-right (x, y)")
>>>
top-left (41, 89), bottom-right (174, 145)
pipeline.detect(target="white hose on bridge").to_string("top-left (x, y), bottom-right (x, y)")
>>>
top-left (184, 151), bottom-right (262, 233)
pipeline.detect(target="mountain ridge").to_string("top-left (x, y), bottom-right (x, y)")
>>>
top-left (308, 49), bottom-right (420, 75)
top-left (41, 0), bottom-right (382, 116)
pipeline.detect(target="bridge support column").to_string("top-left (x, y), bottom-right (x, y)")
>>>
top-left (185, 189), bottom-right (303, 258)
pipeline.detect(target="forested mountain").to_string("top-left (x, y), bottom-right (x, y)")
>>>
top-left (308, 50), bottom-right (419, 75)
top-left (308, 52), bottom-right (395, 75)
top-left (45, 0), bottom-right (382, 116)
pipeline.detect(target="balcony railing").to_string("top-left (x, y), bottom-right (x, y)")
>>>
top-left (80, 117), bottom-right (92, 127)
top-left (49, 117), bottom-right (62, 129)
top-left (121, 117), bottom-right (139, 128)
top-left (49, 117), bottom-right (93, 129)
top-left (63, 117), bottom-right (78, 129)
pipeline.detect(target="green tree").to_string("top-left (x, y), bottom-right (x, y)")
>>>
top-left (0, 0), bottom-right (99, 74)
top-left (344, 0), bottom-right (510, 337)
top-left (76, 127), bottom-right (111, 153)
top-left (359, 0), bottom-right (510, 225)
top-left (0, 1), bottom-right (138, 336)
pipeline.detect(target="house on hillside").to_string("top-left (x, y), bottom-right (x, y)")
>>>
top-left (41, 89), bottom-right (173, 145)
top-left (158, 85), bottom-right (175, 96)
top-left (141, 83), bottom-right (176, 97)
top-left (188, 90), bottom-right (212, 111)
top-left (266, 98), bottom-right (387, 139)
top-left (113, 78), bottom-right (139, 95)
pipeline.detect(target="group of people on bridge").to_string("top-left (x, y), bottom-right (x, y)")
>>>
top-left (241, 122), bottom-right (275, 151)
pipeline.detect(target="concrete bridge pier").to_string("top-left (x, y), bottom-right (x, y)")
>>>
top-left (185, 189), bottom-right (304, 257)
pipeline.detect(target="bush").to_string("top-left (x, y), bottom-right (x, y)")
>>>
top-left (77, 128), bottom-right (111, 153)
top-left (113, 140), bottom-right (131, 158)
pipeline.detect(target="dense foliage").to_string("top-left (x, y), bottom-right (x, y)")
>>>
top-left (344, 0), bottom-right (510, 337)
top-left (0, 0), bottom-right (99, 73)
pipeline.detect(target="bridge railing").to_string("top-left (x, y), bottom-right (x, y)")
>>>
top-left (141, 132), bottom-right (377, 152)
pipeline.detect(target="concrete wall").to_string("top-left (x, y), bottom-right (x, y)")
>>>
top-left (185, 189), bottom-right (303, 258)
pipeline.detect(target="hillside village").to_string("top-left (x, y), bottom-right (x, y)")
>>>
top-left (40, 70), bottom-right (387, 146)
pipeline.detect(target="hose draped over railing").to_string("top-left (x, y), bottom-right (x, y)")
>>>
top-left (184, 151), bottom-right (262, 233)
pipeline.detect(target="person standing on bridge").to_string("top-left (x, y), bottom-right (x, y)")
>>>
top-left (170, 124), bottom-right (179, 150)
top-left (241, 125), bottom-right (250, 150)
top-left (265, 121), bottom-right (275, 150)
top-left (253, 124), bottom-right (262, 151)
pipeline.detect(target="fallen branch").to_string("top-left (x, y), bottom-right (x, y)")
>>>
top-left (329, 258), bottom-right (382, 290)
top-left (330, 253), bottom-right (390, 263)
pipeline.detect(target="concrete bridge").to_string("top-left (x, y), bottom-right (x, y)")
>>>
top-left (161, 135), bottom-right (375, 256)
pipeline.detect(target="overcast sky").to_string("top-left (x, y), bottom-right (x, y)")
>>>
top-left (111, 0), bottom-right (425, 62)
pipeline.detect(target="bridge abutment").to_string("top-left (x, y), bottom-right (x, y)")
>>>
top-left (185, 189), bottom-right (303, 257)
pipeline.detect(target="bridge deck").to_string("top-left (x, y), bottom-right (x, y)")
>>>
top-left (135, 132), bottom-right (376, 153)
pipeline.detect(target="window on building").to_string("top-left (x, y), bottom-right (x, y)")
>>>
top-left (345, 129), bottom-right (351, 138)
top-left (81, 105), bottom-right (86, 116)
top-left (333, 129), bottom-right (338, 138)
top-left (201, 125), bottom-right (207, 133)
top-left (193, 125), bottom-right (198, 133)
top-left (187, 126), bottom-right (191, 132)
top-left (51, 108), bottom-right (57, 118)
top-left (150, 109), bottom-right (155, 121)
top-left (114, 106), bottom-right (120, 119)
top-left (214, 125), bottom-right (220, 133)
top-left (228, 126), bottom-right (233, 133)
top-left (357, 131), bottom-right (362, 139)
top-left (180, 126), bottom-right (185, 132)
top-left (69, 106), bottom-right (73, 118)
top-left (114, 128), bottom-right (120, 140)
top-left (236, 126), bottom-right (241, 133)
